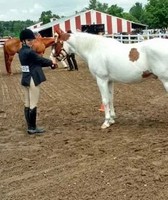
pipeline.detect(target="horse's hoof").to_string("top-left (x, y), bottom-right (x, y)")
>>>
top-left (101, 123), bottom-right (110, 129)
top-left (8, 73), bottom-right (13, 76)
top-left (109, 119), bottom-right (115, 124)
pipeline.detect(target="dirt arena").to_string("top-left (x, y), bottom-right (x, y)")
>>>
top-left (0, 48), bottom-right (168, 200)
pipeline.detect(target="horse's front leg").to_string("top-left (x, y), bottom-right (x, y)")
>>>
top-left (108, 81), bottom-right (116, 123)
top-left (96, 77), bottom-right (113, 129)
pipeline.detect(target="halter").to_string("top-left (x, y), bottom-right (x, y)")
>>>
top-left (52, 40), bottom-right (68, 61)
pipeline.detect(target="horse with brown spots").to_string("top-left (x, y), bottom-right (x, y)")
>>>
top-left (58, 31), bottom-right (168, 129)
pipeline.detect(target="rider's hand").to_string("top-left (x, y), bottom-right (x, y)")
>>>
top-left (51, 64), bottom-right (58, 69)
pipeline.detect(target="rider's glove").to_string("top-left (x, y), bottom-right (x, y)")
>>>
top-left (51, 64), bottom-right (58, 69)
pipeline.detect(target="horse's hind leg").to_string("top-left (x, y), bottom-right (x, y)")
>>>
top-left (4, 52), bottom-right (13, 74)
top-left (7, 55), bottom-right (14, 74)
top-left (3, 47), bottom-right (10, 74)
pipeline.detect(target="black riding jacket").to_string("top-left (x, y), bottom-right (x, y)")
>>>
top-left (18, 44), bottom-right (53, 86)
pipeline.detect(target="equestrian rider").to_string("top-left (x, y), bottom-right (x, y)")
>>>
top-left (18, 29), bottom-right (57, 135)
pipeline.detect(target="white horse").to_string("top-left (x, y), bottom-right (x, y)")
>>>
top-left (59, 32), bottom-right (168, 129)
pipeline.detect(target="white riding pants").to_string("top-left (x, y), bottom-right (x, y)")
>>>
top-left (22, 78), bottom-right (40, 109)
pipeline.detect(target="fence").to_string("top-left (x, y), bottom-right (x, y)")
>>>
top-left (0, 38), bottom-right (8, 47)
top-left (105, 33), bottom-right (168, 43)
top-left (0, 33), bottom-right (168, 47)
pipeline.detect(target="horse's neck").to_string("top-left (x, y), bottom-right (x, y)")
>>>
top-left (68, 34), bottom-right (99, 59)
top-left (40, 38), bottom-right (55, 48)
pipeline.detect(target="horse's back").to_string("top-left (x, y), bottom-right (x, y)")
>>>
top-left (144, 38), bottom-right (168, 54)
top-left (4, 38), bottom-right (21, 55)
top-left (32, 40), bottom-right (45, 54)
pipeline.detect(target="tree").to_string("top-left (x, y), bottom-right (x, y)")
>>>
top-left (0, 20), bottom-right (35, 37)
top-left (96, 2), bottom-right (108, 13)
top-left (86, 0), bottom-right (108, 13)
top-left (144, 0), bottom-right (168, 29)
top-left (88, 0), bottom-right (98, 10)
top-left (129, 2), bottom-right (144, 22)
top-left (39, 10), bottom-right (59, 24)
top-left (107, 4), bottom-right (124, 18)
top-left (122, 13), bottom-right (139, 22)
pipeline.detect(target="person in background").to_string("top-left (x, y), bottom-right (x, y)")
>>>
top-left (66, 30), bottom-right (78, 71)
top-left (18, 29), bottom-right (57, 135)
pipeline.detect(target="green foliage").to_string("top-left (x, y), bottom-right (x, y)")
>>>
top-left (87, 0), bottom-right (168, 29)
top-left (107, 4), bottom-right (124, 18)
top-left (87, 0), bottom-right (123, 16)
top-left (144, 0), bottom-right (168, 29)
top-left (0, 20), bottom-right (35, 37)
top-left (129, 2), bottom-right (144, 22)
top-left (88, 0), bottom-right (98, 10)
top-left (39, 10), bottom-right (60, 24)
top-left (122, 13), bottom-right (139, 22)
top-left (97, 2), bottom-right (109, 13)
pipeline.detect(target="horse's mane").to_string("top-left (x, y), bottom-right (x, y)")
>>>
top-left (71, 32), bottom-right (120, 52)
top-left (72, 32), bottom-right (104, 50)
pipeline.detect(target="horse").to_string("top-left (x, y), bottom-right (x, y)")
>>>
top-left (50, 32), bottom-right (75, 69)
top-left (3, 37), bottom-right (56, 74)
top-left (58, 31), bottom-right (168, 129)
top-left (50, 40), bottom-right (68, 62)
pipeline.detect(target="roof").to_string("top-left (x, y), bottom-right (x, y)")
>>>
top-left (31, 11), bottom-right (81, 33)
top-left (31, 9), bottom-right (147, 33)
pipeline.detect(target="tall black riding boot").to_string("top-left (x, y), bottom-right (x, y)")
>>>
top-left (72, 58), bottom-right (78, 70)
top-left (71, 54), bottom-right (78, 70)
top-left (28, 107), bottom-right (45, 134)
top-left (67, 55), bottom-right (73, 71)
top-left (24, 107), bottom-right (30, 130)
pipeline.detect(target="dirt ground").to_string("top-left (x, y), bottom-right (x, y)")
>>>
top-left (0, 48), bottom-right (168, 200)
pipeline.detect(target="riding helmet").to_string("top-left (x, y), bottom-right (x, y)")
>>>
top-left (19, 29), bottom-right (35, 41)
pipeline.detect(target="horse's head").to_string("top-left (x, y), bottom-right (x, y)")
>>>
top-left (54, 32), bottom-right (59, 42)
top-left (58, 33), bottom-right (71, 42)
top-left (54, 28), bottom-right (65, 41)
top-left (54, 40), bottom-right (64, 55)
top-left (54, 28), bottom-right (71, 52)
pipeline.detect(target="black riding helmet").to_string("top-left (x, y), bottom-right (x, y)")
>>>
top-left (19, 29), bottom-right (35, 42)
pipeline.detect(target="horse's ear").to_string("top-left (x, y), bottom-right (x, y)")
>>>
top-left (55, 28), bottom-right (64, 36)
top-left (60, 33), bottom-right (71, 41)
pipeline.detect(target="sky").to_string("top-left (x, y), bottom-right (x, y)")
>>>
top-left (0, 0), bottom-right (148, 21)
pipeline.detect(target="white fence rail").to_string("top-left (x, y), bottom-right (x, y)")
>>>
top-left (105, 33), bottom-right (168, 43)
top-left (0, 38), bottom-right (8, 47)
top-left (0, 33), bottom-right (168, 48)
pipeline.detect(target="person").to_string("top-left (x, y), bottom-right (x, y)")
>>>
top-left (18, 29), bottom-right (57, 135)
top-left (66, 30), bottom-right (78, 71)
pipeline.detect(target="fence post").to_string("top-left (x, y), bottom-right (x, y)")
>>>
top-left (119, 34), bottom-right (122, 43)
top-left (158, 32), bottom-right (162, 38)
top-left (128, 34), bottom-right (131, 43)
